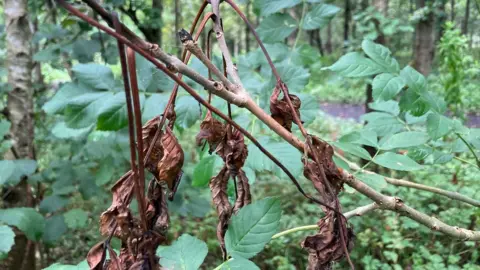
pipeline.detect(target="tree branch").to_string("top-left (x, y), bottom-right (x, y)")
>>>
top-left (337, 153), bottom-right (480, 207)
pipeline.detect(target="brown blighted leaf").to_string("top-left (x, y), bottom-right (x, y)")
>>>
top-left (105, 246), bottom-right (121, 270)
top-left (209, 166), bottom-right (232, 259)
top-left (215, 128), bottom-right (248, 174)
top-left (270, 85), bottom-right (302, 132)
top-left (142, 117), bottom-right (164, 174)
top-left (233, 170), bottom-right (252, 214)
top-left (87, 241), bottom-right (106, 270)
top-left (146, 180), bottom-right (170, 236)
top-left (118, 247), bottom-right (135, 270)
top-left (308, 136), bottom-right (343, 192)
top-left (157, 126), bottom-right (184, 192)
top-left (100, 172), bottom-right (135, 237)
top-left (302, 212), bottom-right (354, 270)
top-left (196, 110), bottom-right (226, 154)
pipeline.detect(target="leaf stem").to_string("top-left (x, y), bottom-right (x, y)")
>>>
top-left (456, 133), bottom-right (480, 168)
top-left (289, 0), bottom-right (307, 63)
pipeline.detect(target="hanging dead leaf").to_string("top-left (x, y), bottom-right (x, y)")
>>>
top-left (270, 85), bottom-right (302, 132)
top-left (209, 166), bottom-right (232, 259)
top-left (196, 110), bottom-right (226, 154)
top-left (87, 241), bottom-right (106, 270)
top-left (233, 170), bottom-right (251, 213)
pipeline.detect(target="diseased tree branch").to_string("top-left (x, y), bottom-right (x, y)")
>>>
top-left (337, 153), bottom-right (480, 207)
top-left (57, 0), bottom-right (480, 242)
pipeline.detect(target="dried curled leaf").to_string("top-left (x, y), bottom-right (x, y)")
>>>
top-left (146, 179), bottom-right (170, 236)
top-left (196, 111), bottom-right (226, 153)
top-left (233, 170), bottom-right (252, 214)
top-left (302, 212), bottom-right (354, 270)
top-left (270, 85), bottom-right (302, 132)
top-left (87, 241), bottom-right (106, 270)
top-left (215, 128), bottom-right (248, 175)
top-left (100, 172), bottom-right (135, 237)
top-left (302, 136), bottom-right (353, 269)
top-left (209, 166), bottom-right (232, 259)
top-left (142, 116), bottom-right (185, 198)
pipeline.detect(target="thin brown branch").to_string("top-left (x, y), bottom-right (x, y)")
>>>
top-left (113, 13), bottom-right (148, 232)
top-left (337, 154), bottom-right (480, 207)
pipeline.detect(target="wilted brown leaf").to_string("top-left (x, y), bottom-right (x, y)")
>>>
top-left (233, 170), bottom-right (251, 213)
top-left (146, 179), bottom-right (170, 236)
top-left (270, 85), bottom-right (302, 132)
top-left (209, 166), bottom-right (232, 259)
top-left (87, 242), bottom-right (106, 270)
top-left (196, 110), bottom-right (225, 154)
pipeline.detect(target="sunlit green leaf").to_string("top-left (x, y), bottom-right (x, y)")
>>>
top-left (64, 209), bottom-right (89, 229)
top-left (427, 114), bottom-right (452, 140)
top-left (156, 234), bottom-right (208, 270)
top-left (97, 92), bottom-right (145, 131)
top-left (0, 225), bottom-right (15, 256)
top-left (356, 173), bottom-right (387, 191)
top-left (362, 40), bottom-right (399, 73)
top-left (400, 66), bottom-right (426, 93)
top-left (0, 160), bottom-right (15, 185)
top-left (380, 131), bottom-right (429, 150)
top-left (255, 0), bottom-right (302, 17)
top-left (373, 152), bottom-right (422, 171)
top-left (42, 83), bottom-right (91, 115)
top-left (43, 215), bottom-right (67, 243)
top-left (225, 197), bottom-right (281, 259)
top-left (372, 73), bottom-right (405, 101)
top-left (257, 14), bottom-right (297, 43)
top-left (72, 63), bottom-right (115, 90)
top-left (302, 4), bottom-right (340, 30)
top-left (65, 92), bottom-right (113, 128)
top-left (220, 257), bottom-right (260, 270)
top-left (322, 52), bottom-right (384, 77)
top-left (332, 142), bottom-right (372, 160)
top-left (193, 155), bottom-right (217, 187)
top-left (39, 195), bottom-right (69, 214)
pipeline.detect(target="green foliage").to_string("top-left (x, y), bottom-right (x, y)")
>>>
top-left (256, 14), bottom-right (297, 43)
top-left (225, 197), bottom-right (282, 259)
top-left (156, 234), bottom-right (208, 270)
top-left (0, 225), bottom-right (15, 258)
top-left (302, 4), bottom-right (341, 30)
top-left (0, 208), bottom-right (45, 241)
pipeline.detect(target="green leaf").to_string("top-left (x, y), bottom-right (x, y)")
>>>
top-left (156, 234), bottom-right (208, 270)
top-left (142, 93), bottom-right (169, 123)
top-left (407, 146), bottom-right (433, 161)
top-left (432, 151), bottom-right (454, 164)
top-left (256, 14), bottom-right (297, 43)
top-left (0, 225), bottom-right (15, 256)
top-left (302, 4), bottom-right (340, 30)
top-left (95, 159), bottom-right (115, 186)
top-left (368, 100), bottom-right (400, 116)
top-left (0, 160), bottom-right (15, 185)
top-left (43, 215), bottom-right (67, 243)
top-left (42, 83), bottom-right (90, 115)
top-left (297, 93), bottom-right (318, 124)
top-left (356, 173), bottom-right (387, 191)
top-left (97, 92), bottom-right (145, 131)
top-left (361, 39), bottom-right (400, 73)
top-left (51, 122), bottom-right (92, 140)
top-left (373, 152), bottom-right (422, 171)
top-left (176, 96), bottom-right (200, 129)
top-left (39, 195), bottom-right (69, 214)
top-left (255, 0), bottom-right (302, 16)
top-left (64, 92), bottom-right (112, 128)
top-left (134, 53), bottom-right (153, 91)
top-left (361, 112), bottom-right (404, 137)
top-left (0, 120), bottom-right (11, 138)
top-left (0, 208), bottom-right (45, 241)
top-left (64, 209), bottom-right (88, 229)
top-left (72, 63), bottom-right (115, 90)
top-left (372, 73), bottom-right (405, 101)
top-left (332, 142), bottom-right (372, 160)
top-left (225, 197), bottom-right (281, 259)
top-left (220, 257), bottom-right (260, 270)
top-left (400, 66), bottom-right (426, 93)
top-left (270, 63), bottom-right (310, 92)
top-left (380, 131), bottom-right (430, 150)
top-left (339, 129), bottom-right (378, 148)
top-left (322, 52), bottom-right (384, 77)
top-left (193, 156), bottom-right (217, 187)
top-left (7, 159), bottom-right (38, 185)
top-left (420, 91), bottom-right (447, 114)
top-left (427, 114), bottom-right (452, 140)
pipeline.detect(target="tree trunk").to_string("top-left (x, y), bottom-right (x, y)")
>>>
top-left (461, 0), bottom-right (470, 35)
top-left (343, 0), bottom-right (351, 47)
top-left (361, 0), bottom-right (369, 9)
top-left (450, 0), bottom-right (455, 21)
top-left (2, 1), bottom-right (36, 270)
top-left (175, 0), bottom-right (181, 58)
top-left (413, 0), bottom-right (435, 76)
top-left (245, 1), bottom-right (251, 52)
top-left (325, 22), bottom-right (333, 53)
top-left (315, 30), bottom-right (324, 55)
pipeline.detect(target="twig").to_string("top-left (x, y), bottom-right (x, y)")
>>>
top-left (271, 203), bottom-right (379, 239)
top-left (340, 169), bottom-right (480, 240)
top-left (456, 133), bottom-right (480, 168)
top-left (337, 153), bottom-right (480, 207)
top-left (113, 13), bottom-right (148, 232)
